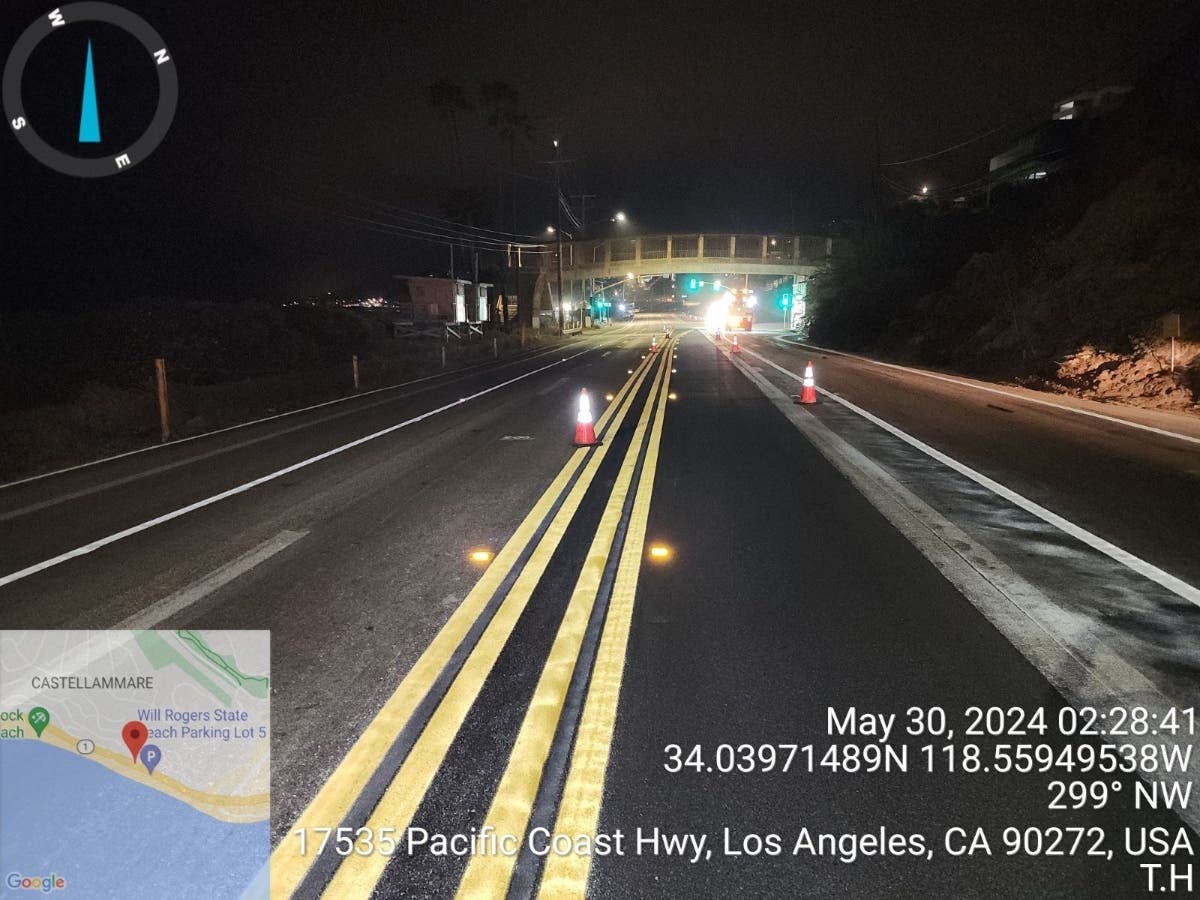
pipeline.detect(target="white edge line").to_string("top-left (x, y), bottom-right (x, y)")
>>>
top-left (741, 344), bottom-right (1200, 607)
top-left (0, 344), bottom-right (574, 492)
top-left (0, 352), bottom-right (585, 589)
top-left (728, 348), bottom-right (1200, 837)
top-left (770, 336), bottom-right (1200, 446)
top-left (114, 530), bottom-right (308, 630)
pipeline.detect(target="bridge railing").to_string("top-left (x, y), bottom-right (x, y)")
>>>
top-left (532, 233), bottom-right (833, 270)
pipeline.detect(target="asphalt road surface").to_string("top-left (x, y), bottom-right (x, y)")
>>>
top-left (2, 315), bottom-right (1198, 898)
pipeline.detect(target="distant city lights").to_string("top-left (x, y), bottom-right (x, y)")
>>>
top-left (285, 296), bottom-right (394, 309)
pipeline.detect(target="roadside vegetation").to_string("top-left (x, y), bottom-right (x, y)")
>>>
top-left (0, 301), bottom-right (559, 482)
top-left (808, 29), bottom-right (1200, 413)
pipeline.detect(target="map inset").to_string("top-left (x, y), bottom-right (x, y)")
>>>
top-left (0, 630), bottom-right (269, 898)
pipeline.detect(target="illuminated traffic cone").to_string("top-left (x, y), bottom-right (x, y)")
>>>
top-left (650, 335), bottom-right (659, 353)
top-left (795, 361), bottom-right (818, 404)
top-left (731, 335), bottom-right (741, 353)
top-left (573, 389), bottom-right (598, 446)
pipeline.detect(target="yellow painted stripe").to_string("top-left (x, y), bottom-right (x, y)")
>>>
top-left (315, 349), bottom-right (663, 898)
top-left (455, 341), bottom-right (674, 900)
top-left (538, 343), bottom-right (674, 900)
top-left (270, 349), bottom-right (653, 899)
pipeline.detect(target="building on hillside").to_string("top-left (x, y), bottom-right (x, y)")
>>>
top-left (1051, 86), bottom-right (1132, 121)
top-left (988, 84), bottom-right (1131, 188)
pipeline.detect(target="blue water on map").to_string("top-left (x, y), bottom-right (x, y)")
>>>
top-left (0, 740), bottom-right (267, 899)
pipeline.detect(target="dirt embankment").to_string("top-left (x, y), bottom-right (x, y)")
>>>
top-left (1043, 341), bottom-right (1200, 411)
top-left (878, 158), bottom-right (1200, 414)
top-left (811, 31), bottom-right (1200, 415)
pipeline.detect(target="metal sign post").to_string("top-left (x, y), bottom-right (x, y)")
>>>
top-left (1163, 313), bottom-right (1181, 373)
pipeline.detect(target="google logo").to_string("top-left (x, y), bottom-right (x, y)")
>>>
top-left (5, 872), bottom-right (67, 892)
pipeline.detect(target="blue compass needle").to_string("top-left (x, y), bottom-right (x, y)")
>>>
top-left (78, 40), bottom-right (101, 143)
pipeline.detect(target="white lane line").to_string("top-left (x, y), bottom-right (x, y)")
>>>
top-left (768, 336), bottom-right (1200, 446)
top-left (730, 353), bottom-right (1200, 836)
top-left (742, 344), bottom-right (1200, 607)
top-left (0, 344), bottom-right (573, 493)
top-left (115, 530), bottom-right (308, 630)
top-left (0, 353), bottom-right (584, 589)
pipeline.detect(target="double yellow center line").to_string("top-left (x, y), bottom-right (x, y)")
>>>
top-left (457, 337), bottom-right (673, 899)
top-left (271, 339), bottom-right (674, 899)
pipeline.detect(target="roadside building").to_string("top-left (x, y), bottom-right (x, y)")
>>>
top-left (391, 276), bottom-right (493, 323)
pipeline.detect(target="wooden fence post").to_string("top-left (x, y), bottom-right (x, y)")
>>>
top-left (154, 358), bottom-right (170, 442)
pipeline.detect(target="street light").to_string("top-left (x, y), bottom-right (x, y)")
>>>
top-left (546, 226), bottom-right (556, 234)
top-left (612, 211), bottom-right (627, 224)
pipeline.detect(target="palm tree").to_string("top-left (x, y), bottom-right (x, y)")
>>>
top-left (479, 82), bottom-right (531, 194)
top-left (479, 82), bottom-right (532, 328)
top-left (427, 79), bottom-right (472, 185)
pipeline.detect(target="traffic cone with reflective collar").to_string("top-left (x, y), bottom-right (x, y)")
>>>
top-left (795, 361), bottom-right (818, 404)
top-left (731, 335), bottom-right (741, 353)
top-left (573, 389), bottom-right (598, 446)
top-left (650, 335), bottom-right (660, 353)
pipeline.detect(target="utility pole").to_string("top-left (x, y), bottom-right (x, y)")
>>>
top-left (554, 142), bottom-right (564, 335)
top-left (556, 176), bottom-right (564, 335)
top-left (872, 115), bottom-right (882, 224)
top-left (473, 245), bottom-right (480, 324)
top-left (546, 141), bottom-right (573, 335)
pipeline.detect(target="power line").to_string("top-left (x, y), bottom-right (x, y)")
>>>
top-left (880, 4), bottom-right (1197, 169)
top-left (279, 191), bottom-right (551, 252)
top-left (263, 164), bottom-right (544, 241)
top-left (328, 214), bottom-right (552, 253)
top-left (880, 119), bottom-right (1022, 167)
top-left (274, 181), bottom-right (549, 248)
top-left (558, 192), bottom-right (583, 232)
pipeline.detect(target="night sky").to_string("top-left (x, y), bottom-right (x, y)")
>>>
top-left (1, 0), bottom-right (1193, 308)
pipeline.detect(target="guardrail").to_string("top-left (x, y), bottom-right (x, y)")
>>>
top-left (392, 321), bottom-right (487, 340)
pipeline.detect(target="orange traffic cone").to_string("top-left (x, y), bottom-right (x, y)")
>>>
top-left (573, 389), bottom-right (598, 446)
top-left (795, 361), bottom-right (818, 404)
top-left (650, 335), bottom-right (659, 353)
top-left (731, 335), bottom-right (741, 353)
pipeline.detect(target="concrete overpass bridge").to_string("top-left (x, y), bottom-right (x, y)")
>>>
top-left (526, 233), bottom-right (832, 318)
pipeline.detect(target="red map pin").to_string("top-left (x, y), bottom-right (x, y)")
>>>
top-left (122, 721), bottom-right (148, 762)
